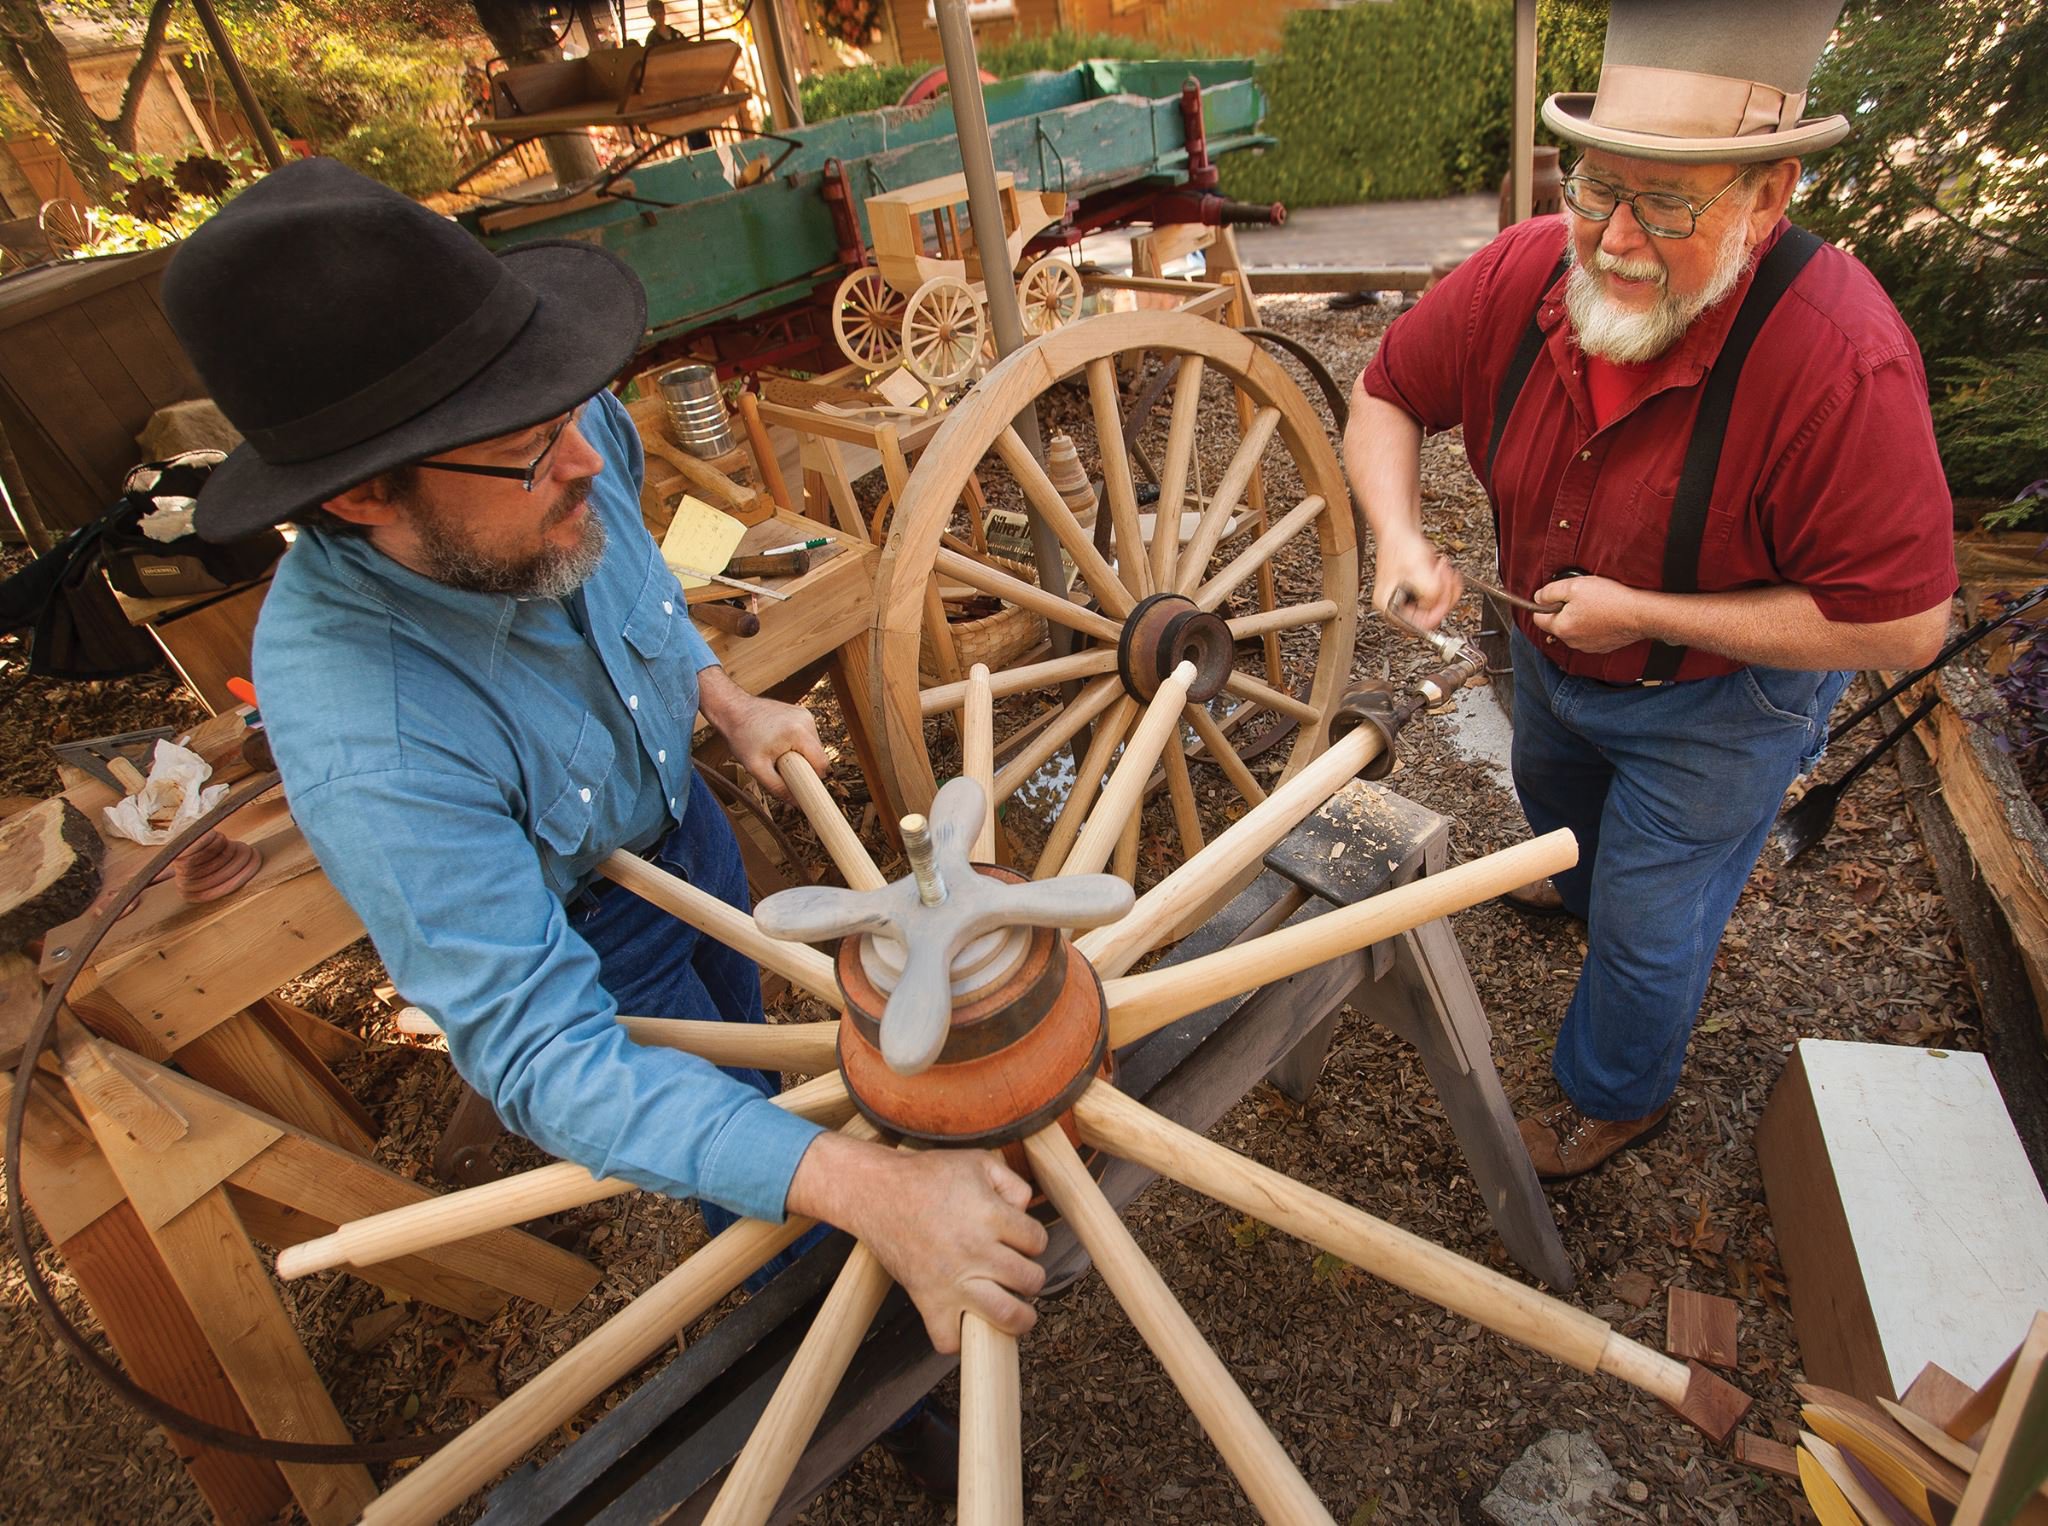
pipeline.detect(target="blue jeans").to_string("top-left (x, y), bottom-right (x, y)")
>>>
top-left (1509, 627), bottom-right (1850, 1119)
top-left (574, 782), bottom-right (818, 1280)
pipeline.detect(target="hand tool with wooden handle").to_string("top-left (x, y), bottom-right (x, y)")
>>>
top-left (723, 550), bottom-right (811, 579)
top-left (691, 601), bottom-right (761, 638)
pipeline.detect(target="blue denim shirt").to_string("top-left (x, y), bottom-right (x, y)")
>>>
top-left (252, 391), bottom-right (822, 1221)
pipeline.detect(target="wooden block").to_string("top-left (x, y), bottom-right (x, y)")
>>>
top-left (0, 796), bottom-right (103, 952)
top-left (1, 950), bottom-right (41, 1068)
top-left (1666, 1286), bottom-right (1740, 1370)
top-left (1610, 1268), bottom-right (1656, 1309)
top-left (1902, 1361), bottom-right (1982, 1429)
top-left (1757, 1039), bottom-right (2048, 1400)
top-left (1733, 1429), bottom-right (1800, 1479)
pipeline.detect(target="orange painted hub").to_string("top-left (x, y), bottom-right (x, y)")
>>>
top-left (834, 868), bottom-right (1111, 1149)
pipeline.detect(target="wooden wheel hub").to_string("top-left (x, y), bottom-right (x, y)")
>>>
top-left (833, 867), bottom-right (1111, 1148)
top-left (1117, 592), bottom-right (1233, 703)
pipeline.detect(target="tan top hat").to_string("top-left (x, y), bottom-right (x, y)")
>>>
top-left (1541, 0), bottom-right (1850, 165)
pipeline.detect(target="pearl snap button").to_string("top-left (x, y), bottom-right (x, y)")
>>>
top-left (658, 749), bottom-right (667, 763)
top-left (629, 694), bottom-right (639, 710)
top-left (663, 601), bottom-right (673, 614)
top-left (579, 787), bottom-right (592, 803)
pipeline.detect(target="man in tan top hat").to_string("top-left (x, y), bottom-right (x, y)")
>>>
top-left (1345, 0), bottom-right (1955, 1178)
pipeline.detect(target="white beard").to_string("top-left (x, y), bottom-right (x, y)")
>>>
top-left (1564, 209), bottom-right (1757, 364)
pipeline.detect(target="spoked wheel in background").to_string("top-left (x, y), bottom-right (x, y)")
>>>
top-left (830, 266), bottom-right (907, 371)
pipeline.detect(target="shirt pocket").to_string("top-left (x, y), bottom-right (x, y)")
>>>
top-left (621, 564), bottom-right (700, 731)
top-left (1586, 477), bottom-right (1675, 589)
top-left (533, 711), bottom-right (619, 859)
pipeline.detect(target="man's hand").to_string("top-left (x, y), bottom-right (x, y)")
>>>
top-left (1372, 529), bottom-right (1462, 631)
top-left (695, 665), bottom-right (828, 798)
top-left (1530, 576), bottom-right (1649, 653)
top-left (787, 1132), bottom-right (1048, 1354)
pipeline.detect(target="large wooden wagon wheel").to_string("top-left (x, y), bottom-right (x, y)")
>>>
top-left (831, 265), bottom-right (908, 371)
top-left (316, 727), bottom-right (1747, 1523)
top-left (871, 310), bottom-right (1358, 889)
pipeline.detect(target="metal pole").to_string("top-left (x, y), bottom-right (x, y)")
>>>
top-left (1510, 0), bottom-right (1536, 224)
top-left (187, 0), bottom-right (285, 171)
top-left (933, 0), bottom-right (1066, 613)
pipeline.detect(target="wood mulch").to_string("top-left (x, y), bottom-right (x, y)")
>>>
top-left (0, 294), bottom-right (1982, 1524)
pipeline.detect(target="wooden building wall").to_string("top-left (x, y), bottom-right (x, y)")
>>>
top-left (874, 0), bottom-right (1316, 67)
top-left (881, 0), bottom-right (1066, 65)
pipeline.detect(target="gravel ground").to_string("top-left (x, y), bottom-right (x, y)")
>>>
top-left (0, 294), bottom-right (1981, 1524)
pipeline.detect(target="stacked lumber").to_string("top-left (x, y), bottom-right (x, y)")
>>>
top-left (1794, 1311), bottom-right (2048, 1525)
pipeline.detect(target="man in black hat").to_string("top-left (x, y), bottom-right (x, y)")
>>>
top-left (164, 160), bottom-right (1048, 1380)
top-left (1343, 0), bottom-right (1955, 1179)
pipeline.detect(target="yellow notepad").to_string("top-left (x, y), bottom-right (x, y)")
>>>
top-left (659, 494), bottom-right (747, 588)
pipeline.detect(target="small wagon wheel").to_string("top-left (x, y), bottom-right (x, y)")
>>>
top-left (1015, 253), bottom-right (1083, 335)
top-left (830, 266), bottom-right (907, 371)
top-left (900, 276), bottom-right (987, 391)
top-left (872, 310), bottom-right (1360, 890)
top-left (37, 198), bottom-right (92, 258)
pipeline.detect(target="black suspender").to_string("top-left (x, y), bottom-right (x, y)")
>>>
top-left (1485, 224), bottom-right (1826, 683)
top-left (1485, 248), bottom-right (1570, 486)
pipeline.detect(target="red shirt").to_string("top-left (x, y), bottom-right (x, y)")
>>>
top-left (1361, 215), bottom-right (1957, 682)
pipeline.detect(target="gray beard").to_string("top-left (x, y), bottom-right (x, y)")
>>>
top-left (410, 477), bottom-right (606, 598)
top-left (1564, 211), bottom-right (1757, 364)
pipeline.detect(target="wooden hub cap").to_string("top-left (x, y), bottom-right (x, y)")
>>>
top-left (835, 865), bottom-right (1111, 1149)
top-left (1118, 592), bottom-right (1233, 703)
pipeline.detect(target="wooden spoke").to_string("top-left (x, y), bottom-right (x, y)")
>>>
top-left (1149, 355), bottom-right (1206, 592)
top-left (1035, 696), bottom-right (1138, 880)
top-left (621, 1020), bottom-right (847, 1076)
top-left (1021, 1125), bottom-right (1334, 1525)
top-left (964, 663), bottom-right (996, 862)
top-left (902, 276), bottom-right (986, 390)
top-left (1184, 702), bottom-right (1267, 807)
top-left (1161, 734), bottom-right (1206, 864)
top-left (992, 425), bottom-right (1136, 619)
top-left (778, 753), bottom-right (885, 892)
top-left (1069, 1082), bottom-right (1690, 1411)
top-left (830, 267), bottom-right (905, 370)
top-left (1063, 662), bottom-right (1197, 878)
top-left (275, 1074), bottom-right (851, 1282)
top-left (1223, 669), bottom-right (1322, 728)
top-left (959, 1315), bottom-right (1024, 1525)
top-left (921, 648), bottom-right (1120, 717)
top-left (1192, 494), bottom-right (1328, 613)
top-left (993, 675), bottom-right (1123, 800)
top-left (1172, 407), bottom-right (1282, 597)
top-left (1077, 727), bottom-right (1383, 977)
top-left (933, 547), bottom-right (1123, 644)
top-left (362, 1210), bottom-right (830, 1524)
top-left (1087, 357), bottom-right (1152, 601)
top-left (1113, 809), bottom-right (1140, 883)
top-left (1227, 599), bottom-right (1339, 642)
top-left (702, 1242), bottom-right (897, 1526)
top-left (599, 851), bottom-right (838, 1005)
top-left (1103, 830), bottom-right (1578, 1045)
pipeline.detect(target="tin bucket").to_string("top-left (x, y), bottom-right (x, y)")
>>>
top-left (658, 364), bottom-right (735, 459)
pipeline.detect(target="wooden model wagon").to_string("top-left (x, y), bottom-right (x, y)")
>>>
top-left (830, 171), bottom-right (1084, 389)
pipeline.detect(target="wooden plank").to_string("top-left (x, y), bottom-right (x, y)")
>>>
top-left (1757, 1040), bottom-right (2048, 1401)
top-left (78, 281), bottom-right (193, 414)
top-left (1666, 1286), bottom-right (1740, 1370)
top-left (227, 1187), bottom-right (506, 1323)
top-left (43, 301), bottom-right (156, 451)
top-left (175, 1006), bottom-right (378, 1155)
top-left (1242, 266), bottom-right (1435, 295)
top-left (57, 1198), bottom-right (294, 1524)
top-left (1733, 1430), bottom-right (1801, 1480)
top-left (1955, 1312), bottom-right (2048, 1525)
top-left (145, 1190), bottom-right (378, 1524)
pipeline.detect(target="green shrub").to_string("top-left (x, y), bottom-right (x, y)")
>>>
top-left (1218, 0), bottom-right (1606, 208)
top-left (332, 117), bottom-right (460, 198)
top-left (801, 64), bottom-right (925, 120)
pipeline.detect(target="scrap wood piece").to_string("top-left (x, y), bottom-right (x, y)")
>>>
top-left (1666, 1285), bottom-right (1740, 1370)
top-left (0, 796), bottom-right (104, 952)
top-left (1733, 1429), bottom-right (1800, 1479)
top-left (1901, 1361), bottom-right (1982, 1431)
top-left (1799, 1387), bottom-right (1958, 1516)
top-left (1610, 1268), bottom-right (1656, 1309)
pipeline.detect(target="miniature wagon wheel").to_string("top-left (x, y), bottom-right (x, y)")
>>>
top-left (1015, 252), bottom-right (1083, 335)
top-left (830, 265), bottom-right (907, 371)
top-left (871, 309), bottom-right (1359, 887)
top-left (900, 275), bottom-right (987, 390)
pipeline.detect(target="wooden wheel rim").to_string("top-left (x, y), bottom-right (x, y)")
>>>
top-left (1016, 254), bottom-right (1083, 336)
top-left (870, 310), bottom-right (1360, 825)
top-left (831, 267), bottom-right (906, 370)
top-left (901, 275), bottom-right (986, 388)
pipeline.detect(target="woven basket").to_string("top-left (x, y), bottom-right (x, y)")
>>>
top-left (919, 553), bottom-right (1049, 685)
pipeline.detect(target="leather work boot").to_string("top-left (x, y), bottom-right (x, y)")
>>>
top-left (1517, 1098), bottom-right (1672, 1180)
top-left (1498, 877), bottom-right (1577, 919)
top-left (878, 1403), bottom-right (960, 1498)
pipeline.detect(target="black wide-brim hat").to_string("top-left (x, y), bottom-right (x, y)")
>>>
top-left (162, 158), bottom-right (646, 542)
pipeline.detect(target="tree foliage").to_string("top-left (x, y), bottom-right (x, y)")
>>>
top-left (1798, 0), bottom-right (2048, 494)
top-left (0, 0), bottom-right (178, 197)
